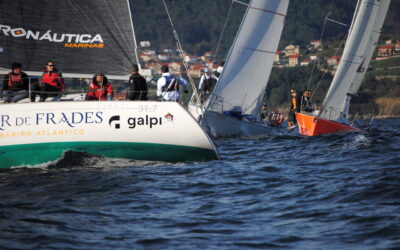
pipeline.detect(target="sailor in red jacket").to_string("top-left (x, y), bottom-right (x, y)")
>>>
top-left (85, 73), bottom-right (113, 101)
top-left (40, 60), bottom-right (64, 102)
top-left (1, 62), bottom-right (30, 103)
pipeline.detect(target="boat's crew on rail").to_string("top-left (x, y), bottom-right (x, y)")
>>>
top-left (157, 65), bottom-right (188, 102)
top-left (214, 61), bottom-right (225, 78)
top-left (198, 68), bottom-right (219, 103)
top-left (1, 62), bottom-right (29, 103)
top-left (301, 90), bottom-right (313, 113)
top-left (259, 103), bottom-right (268, 120)
top-left (126, 64), bottom-right (148, 101)
top-left (85, 73), bottom-right (113, 101)
top-left (287, 88), bottom-right (301, 130)
top-left (40, 60), bottom-right (64, 102)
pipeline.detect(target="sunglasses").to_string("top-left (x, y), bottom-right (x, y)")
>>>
top-left (47, 64), bottom-right (55, 67)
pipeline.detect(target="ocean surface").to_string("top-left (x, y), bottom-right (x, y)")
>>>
top-left (1, 118), bottom-right (399, 249)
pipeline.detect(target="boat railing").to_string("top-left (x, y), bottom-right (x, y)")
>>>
top-left (0, 76), bottom-right (186, 103)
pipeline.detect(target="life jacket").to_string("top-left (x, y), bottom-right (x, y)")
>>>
top-left (162, 75), bottom-right (179, 92)
top-left (7, 72), bottom-right (24, 90)
top-left (292, 97), bottom-right (297, 109)
top-left (41, 71), bottom-right (64, 90)
top-left (202, 74), bottom-right (216, 92)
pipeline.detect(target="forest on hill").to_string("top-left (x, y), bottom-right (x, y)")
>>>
top-left (131, 0), bottom-right (400, 56)
top-left (131, 0), bottom-right (400, 117)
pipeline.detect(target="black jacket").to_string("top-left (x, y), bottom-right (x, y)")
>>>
top-left (126, 73), bottom-right (148, 100)
top-left (2, 72), bottom-right (30, 91)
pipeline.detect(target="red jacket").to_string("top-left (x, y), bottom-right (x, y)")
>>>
top-left (41, 70), bottom-right (64, 90)
top-left (87, 80), bottom-right (113, 101)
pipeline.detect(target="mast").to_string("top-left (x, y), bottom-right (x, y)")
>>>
top-left (127, 0), bottom-right (141, 71)
top-left (320, 0), bottom-right (391, 122)
top-left (208, 0), bottom-right (289, 116)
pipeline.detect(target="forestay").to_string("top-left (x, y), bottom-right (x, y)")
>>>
top-left (208, 0), bottom-right (289, 116)
top-left (0, 0), bottom-right (138, 78)
top-left (320, 0), bottom-right (391, 121)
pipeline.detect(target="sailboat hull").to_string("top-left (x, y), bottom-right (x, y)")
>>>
top-left (296, 113), bottom-right (363, 136)
top-left (0, 101), bottom-right (219, 168)
top-left (201, 110), bottom-right (282, 137)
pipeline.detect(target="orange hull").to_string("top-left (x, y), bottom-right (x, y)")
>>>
top-left (296, 113), bottom-right (364, 136)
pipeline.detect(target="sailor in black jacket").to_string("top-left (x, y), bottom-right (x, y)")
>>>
top-left (126, 64), bottom-right (148, 101)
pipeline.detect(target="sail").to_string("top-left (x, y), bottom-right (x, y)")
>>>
top-left (0, 0), bottom-right (138, 77)
top-left (208, 0), bottom-right (289, 116)
top-left (320, 0), bottom-right (391, 121)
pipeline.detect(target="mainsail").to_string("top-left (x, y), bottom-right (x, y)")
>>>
top-left (208, 0), bottom-right (289, 116)
top-left (320, 0), bottom-right (391, 121)
top-left (0, 0), bottom-right (138, 78)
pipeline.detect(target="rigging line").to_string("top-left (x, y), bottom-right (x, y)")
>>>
top-left (161, 0), bottom-right (200, 104)
top-left (306, 0), bottom-right (337, 91)
top-left (307, 0), bottom-right (347, 93)
top-left (310, 34), bottom-right (347, 101)
top-left (326, 17), bottom-right (349, 27)
top-left (232, 0), bottom-right (248, 6)
top-left (212, 0), bottom-right (235, 63)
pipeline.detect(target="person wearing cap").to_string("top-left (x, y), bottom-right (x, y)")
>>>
top-left (157, 65), bottom-right (189, 102)
top-left (1, 62), bottom-right (30, 103)
top-left (259, 103), bottom-right (268, 120)
top-left (287, 88), bottom-right (301, 130)
top-left (126, 64), bottom-right (148, 101)
top-left (198, 67), bottom-right (219, 103)
top-left (40, 60), bottom-right (64, 102)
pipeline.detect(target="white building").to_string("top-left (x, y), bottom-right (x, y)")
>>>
top-left (140, 41), bottom-right (151, 47)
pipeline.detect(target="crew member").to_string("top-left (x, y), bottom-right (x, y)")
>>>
top-left (198, 68), bottom-right (218, 103)
top-left (157, 65), bottom-right (188, 102)
top-left (259, 103), bottom-right (268, 120)
top-left (1, 62), bottom-right (29, 103)
top-left (40, 60), bottom-right (64, 102)
top-left (287, 89), bottom-right (301, 130)
top-left (214, 61), bottom-right (225, 77)
top-left (126, 64), bottom-right (148, 101)
top-left (85, 73), bottom-right (113, 101)
top-left (301, 90), bottom-right (313, 112)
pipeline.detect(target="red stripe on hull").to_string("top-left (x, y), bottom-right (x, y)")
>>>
top-left (296, 113), bottom-right (364, 136)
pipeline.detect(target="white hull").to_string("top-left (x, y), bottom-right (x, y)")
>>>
top-left (0, 101), bottom-right (219, 167)
top-left (201, 110), bottom-right (284, 137)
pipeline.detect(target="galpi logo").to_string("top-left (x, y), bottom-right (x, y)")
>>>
top-left (0, 24), bottom-right (105, 48)
top-left (108, 114), bottom-right (171, 130)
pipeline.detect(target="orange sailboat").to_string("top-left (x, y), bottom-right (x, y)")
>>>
top-left (297, 0), bottom-right (391, 136)
top-left (296, 113), bottom-right (363, 136)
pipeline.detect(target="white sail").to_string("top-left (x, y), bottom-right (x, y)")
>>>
top-left (208, 0), bottom-right (289, 116)
top-left (320, 0), bottom-right (391, 121)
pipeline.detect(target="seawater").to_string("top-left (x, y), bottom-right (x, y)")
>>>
top-left (0, 118), bottom-right (399, 249)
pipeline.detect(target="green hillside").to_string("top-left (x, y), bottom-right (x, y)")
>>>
top-left (131, 0), bottom-right (400, 56)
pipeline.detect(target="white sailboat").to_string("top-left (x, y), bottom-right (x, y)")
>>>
top-left (297, 0), bottom-right (391, 136)
top-left (0, 0), bottom-right (219, 168)
top-left (189, 0), bottom-right (289, 137)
